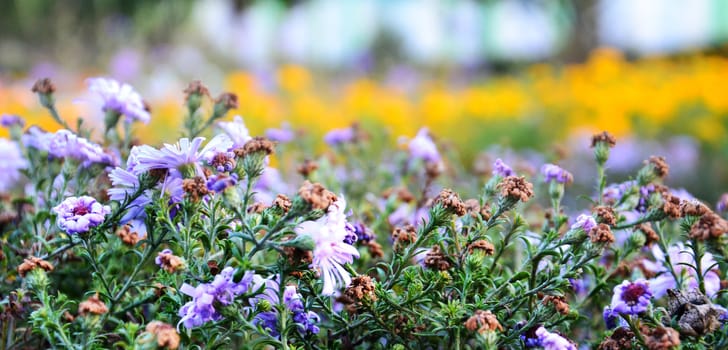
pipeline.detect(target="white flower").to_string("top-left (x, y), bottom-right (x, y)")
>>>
top-left (218, 116), bottom-right (252, 148)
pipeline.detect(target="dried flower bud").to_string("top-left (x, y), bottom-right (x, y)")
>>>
top-left (207, 260), bottom-right (220, 275)
top-left (392, 224), bottom-right (417, 250)
top-left (689, 212), bottom-right (728, 240)
top-left (183, 80), bottom-right (210, 111)
top-left (297, 159), bottom-right (319, 177)
top-left (593, 206), bottom-right (617, 225)
top-left (116, 225), bottom-right (141, 246)
top-left (636, 224), bottom-right (659, 246)
top-left (468, 240), bottom-right (495, 255)
top-left (182, 176), bottom-right (210, 202)
top-left (366, 240), bottom-right (384, 258)
top-left (213, 92), bottom-right (238, 116)
top-left (597, 327), bottom-right (635, 350)
top-left (78, 293), bottom-right (108, 316)
top-left (425, 161), bottom-right (444, 179)
top-left (247, 202), bottom-right (268, 214)
top-left (644, 327), bottom-right (680, 350)
top-left (155, 249), bottom-right (185, 273)
top-left (298, 181), bottom-right (338, 211)
top-left (17, 256), bottom-right (54, 277)
top-left (424, 246), bottom-right (451, 271)
top-left (681, 200), bottom-right (710, 217)
top-left (145, 321), bottom-right (181, 350)
top-left (464, 310), bottom-right (503, 334)
top-left (591, 131), bottom-right (617, 148)
top-left (434, 188), bottom-right (466, 216)
top-left (589, 223), bottom-right (615, 244)
top-left (234, 137), bottom-right (275, 157)
top-left (542, 295), bottom-right (570, 315)
top-left (273, 194), bottom-right (292, 213)
top-left (499, 176), bottom-right (534, 202)
top-left (648, 156), bottom-right (669, 178)
top-left (344, 275), bottom-right (377, 303)
top-left (284, 246), bottom-right (313, 267)
top-left (31, 78), bottom-right (56, 95)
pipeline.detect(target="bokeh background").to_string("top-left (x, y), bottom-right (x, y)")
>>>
top-left (1, 0), bottom-right (728, 201)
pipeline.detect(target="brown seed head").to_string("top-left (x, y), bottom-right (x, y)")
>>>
top-left (637, 224), bottom-right (659, 246)
top-left (647, 156), bottom-right (669, 178)
top-left (681, 200), bottom-right (711, 217)
top-left (31, 78), bottom-right (56, 94)
top-left (589, 223), bottom-right (615, 244)
top-left (215, 92), bottom-right (239, 110)
top-left (156, 251), bottom-right (185, 273)
top-left (660, 193), bottom-right (682, 219)
top-left (183, 80), bottom-right (210, 100)
top-left (468, 240), bottom-right (495, 255)
top-left (434, 188), bottom-right (466, 216)
top-left (297, 159), bottom-right (319, 177)
top-left (247, 202), bottom-right (268, 214)
top-left (499, 176), bottom-right (534, 202)
top-left (17, 256), bottom-right (54, 277)
top-left (344, 275), bottom-right (377, 302)
top-left (542, 295), bottom-right (570, 315)
top-left (273, 194), bottom-right (292, 212)
top-left (234, 136), bottom-right (275, 158)
top-left (597, 327), bottom-right (636, 350)
top-left (644, 327), bottom-right (680, 350)
top-left (298, 180), bottom-right (338, 210)
top-left (424, 246), bottom-right (451, 271)
top-left (689, 212), bottom-right (728, 240)
top-left (591, 131), bottom-right (617, 148)
top-left (366, 241), bottom-right (384, 258)
top-left (116, 225), bottom-right (141, 246)
top-left (392, 224), bottom-right (417, 250)
top-left (464, 310), bottom-right (503, 334)
top-left (182, 176), bottom-right (210, 202)
top-left (593, 206), bottom-right (617, 226)
top-left (146, 321), bottom-right (181, 350)
top-left (78, 293), bottom-right (108, 316)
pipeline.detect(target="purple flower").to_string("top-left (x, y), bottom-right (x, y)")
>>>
top-left (541, 164), bottom-right (573, 184)
top-left (53, 196), bottom-right (111, 234)
top-left (642, 243), bottom-right (721, 298)
top-left (28, 129), bottom-right (116, 167)
top-left (178, 267), bottom-right (253, 329)
top-left (603, 307), bottom-right (621, 329)
top-left (570, 214), bottom-right (596, 232)
top-left (266, 125), bottom-right (294, 143)
top-left (87, 77), bottom-right (150, 124)
top-left (609, 279), bottom-right (652, 315)
top-left (718, 193), bottom-right (728, 213)
top-left (206, 173), bottom-right (238, 193)
top-left (493, 158), bottom-right (515, 177)
top-left (155, 249), bottom-right (173, 266)
top-left (133, 135), bottom-right (232, 177)
top-left (1, 114), bottom-right (24, 128)
top-left (408, 127), bottom-right (440, 163)
top-left (250, 277), bottom-right (320, 336)
top-left (324, 127), bottom-right (355, 146)
top-left (602, 180), bottom-right (636, 204)
top-left (107, 167), bottom-right (151, 223)
top-left (295, 198), bottom-right (360, 295)
top-left (0, 139), bottom-right (28, 193)
top-left (217, 116), bottom-right (251, 148)
top-left (535, 326), bottom-right (576, 350)
top-left (21, 126), bottom-right (53, 150)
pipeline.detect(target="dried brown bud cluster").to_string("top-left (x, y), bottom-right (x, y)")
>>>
top-left (297, 159), bottom-right (319, 177)
top-left (156, 250), bottom-right (184, 273)
top-left (183, 80), bottom-right (210, 100)
top-left (392, 224), bottom-right (417, 250)
top-left (434, 189), bottom-right (466, 216)
top-left (344, 275), bottom-right (377, 303)
top-left (644, 327), bottom-right (680, 350)
top-left (234, 137), bottom-right (276, 158)
top-left (464, 310), bottom-right (503, 334)
top-left (660, 192), bottom-right (682, 219)
top-left (689, 212), bottom-right (728, 240)
top-left (382, 187), bottom-right (415, 203)
top-left (366, 240), bottom-right (384, 258)
top-left (145, 321), bottom-right (181, 350)
top-left (116, 225), bottom-right (141, 246)
top-left (424, 246), bottom-right (451, 271)
top-left (182, 176), bottom-right (210, 202)
top-left (593, 206), bottom-right (617, 225)
top-left (637, 224), bottom-right (659, 246)
top-left (541, 295), bottom-right (570, 315)
top-left (647, 156), bottom-right (669, 178)
top-left (247, 202), bottom-right (268, 214)
top-left (298, 181), bottom-right (338, 210)
top-left (273, 194), bottom-right (292, 212)
top-left (499, 176), bottom-right (534, 202)
top-left (78, 293), bottom-right (108, 316)
top-left (31, 78), bottom-right (56, 94)
top-left (215, 92), bottom-right (239, 110)
top-left (210, 152), bottom-right (236, 172)
top-left (591, 131), bottom-right (617, 148)
top-left (17, 256), bottom-right (54, 277)
top-left (589, 223), bottom-right (615, 244)
top-left (597, 327), bottom-right (635, 350)
top-left (681, 200), bottom-right (710, 217)
top-left (467, 240), bottom-right (495, 255)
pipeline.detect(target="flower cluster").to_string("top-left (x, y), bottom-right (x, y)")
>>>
top-left (178, 267), bottom-right (253, 329)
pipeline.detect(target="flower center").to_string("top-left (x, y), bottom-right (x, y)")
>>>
top-left (73, 205), bottom-right (90, 216)
top-left (622, 283), bottom-right (646, 304)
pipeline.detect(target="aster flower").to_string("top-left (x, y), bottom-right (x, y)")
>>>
top-left (133, 135), bottom-right (232, 178)
top-left (642, 243), bottom-right (721, 298)
top-left (534, 326), bottom-right (577, 350)
top-left (249, 276), bottom-right (320, 336)
top-left (45, 130), bottom-right (116, 167)
top-left (324, 127), bottom-right (355, 146)
top-left (492, 158), bottom-right (515, 177)
top-left (295, 198), bottom-right (360, 295)
top-left (408, 127), bottom-right (440, 163)
top-left (178, 267), bottom-right (253, 329)
top-left (206, 173), bottom-right (239, 193)
top-left (53, 196), bottom-right (111, 234)
top-left (107, 167), bottom-right (151, 223)
top-left (541, 164), bottom-right (573, 184)
top-left (609, 279), bottom-right (652, 316)
top-left (570, 214), bottom-right (597, 232)
top-left (87, 77), bottom-right (150, 124)
top-left (0, 139), bottom-right (28, 193)
top-left (1, 114), bottom-right (24, 128)
top-left (217, 116), bottom-right (252, 148)
top-left (265, 124), bottom-right (294, 143)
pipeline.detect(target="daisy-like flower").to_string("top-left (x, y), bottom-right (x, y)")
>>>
top-left (492, 158), bottom-right (515, 177)
top-left (107, 167), bottom-right (151, 223)
top-left (25, 129), bottom-right (115, 167)
top-left (295, 197), bottom-right (360, 296)
top-left (53, 196), bottom-right (111, 234)
top-left (643, 243), bottom-right (721, 298)
top-left (0, 139), bottom-right (28, 193)
top-left (133, 135), bottom-right (232, 178)
top-left (609, 279), bottom-right (652, 316)
top-left (408, 127), bottom-right (440, 163)
top-left (217, 116), bottom-right (252, 149)
top-left (87, 77), bottom-right (150, 124)
top-left (541, 164), bottom-right (573, 184)
top-left (178, 267), bottom-right (253, 329)
top-left (535, 327), bottom-right (577, 350)
top-left (570, 214), bottom-right (597, 232)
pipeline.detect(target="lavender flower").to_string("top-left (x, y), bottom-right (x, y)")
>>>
top-left (265, 124), bottom-right (294, 143)
top-left (133, 135), bottom-right (232, 178)
top-left (602, 180), bottom-right (636, 204)
top-left (0, 139), bottom-right (28, 193)
top-left (206, 173), bottom-right (239, 193)
top-left (642, 243), bottom-right (721, 298)
top-left (609, 279), bottom-right (652, 315)
top-left (87, 77), bottom-right (150, 124)
top-left (534, 327), bottom-right (576, 350)
top-left (492, 158), bottom-right (515, 177)
top-left (0, 114), bottom-right (24, 128)
top-left (295, 198), bottom-right (360, 295)
top-left (324, 127), bottom-right (355, 146)
top-left (249, 276), bottom-right (320, 336)
top-left (541, 164), bottom-right (573, 184)
top-left (44, 130), bottom-right (116, 167)
top-left (408, 127), bottom-right (440, 163)
top-left (717, 193), bottom-right (728, 213)
top-left (107, 167), bottom-right (151, 223)
top-left (178, 267), bottom-right (253, 329)
top-left (570, 214), bottom-right (596, 232)
top-left (53, 196), bottom-right (111, 234)
top-left (217, 116), bottom-right (251, 148)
